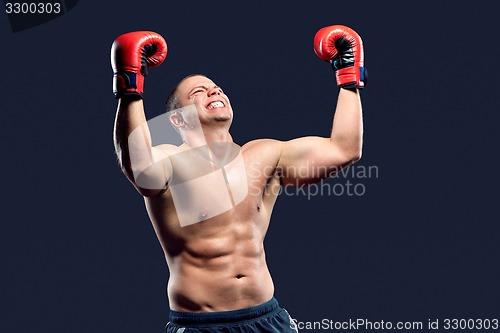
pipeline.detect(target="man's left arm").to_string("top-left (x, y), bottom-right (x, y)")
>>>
top-left (278, 87), bottom-right (362, 186)
top-left (278, 24), bottom-right (366, 186)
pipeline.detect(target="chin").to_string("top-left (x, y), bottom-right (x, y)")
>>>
top-left (214, 116), bottom-right (232, 122)
top-left (212, 111), bottom-right (232, 121)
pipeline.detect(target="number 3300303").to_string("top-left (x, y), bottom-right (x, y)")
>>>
top-left (6, 2), bottom-right (61, 14)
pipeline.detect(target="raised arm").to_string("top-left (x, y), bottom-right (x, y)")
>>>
top-left (111, 31), bottom-right (169, 197)
top-left (278, 25), bottom-right (366, 186)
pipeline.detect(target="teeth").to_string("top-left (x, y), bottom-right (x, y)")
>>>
top-left (208, 101), bottom-right (224, 109)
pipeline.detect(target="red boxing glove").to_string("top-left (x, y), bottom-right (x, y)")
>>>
top-left (111, 31), bottom-right (167, 98)
top-left (314, 25), bottom-right (366, 89)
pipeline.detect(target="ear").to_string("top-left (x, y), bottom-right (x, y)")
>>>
top-left (169, 112), bottom-right (185, 128)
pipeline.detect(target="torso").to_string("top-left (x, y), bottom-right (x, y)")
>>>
top-left (144, 139), bottom-right (282, 311)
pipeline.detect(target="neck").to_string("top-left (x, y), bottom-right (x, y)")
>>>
top-left (204, 127), bottom-right (233, 145)
top-left (184, 126), bottom-right (233, 148)
top-left (183, 127), bottom-right (236, 166)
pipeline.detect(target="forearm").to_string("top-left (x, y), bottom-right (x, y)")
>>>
top-left (329, 88), bottom-right (363, 160)
top-left (113, 97), bottom-right (153, 181)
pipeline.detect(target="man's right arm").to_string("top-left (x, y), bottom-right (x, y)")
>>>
top-left (110, 31), bottom-right (169, 197)
top-left (113, 98), bottom-right (172, 197)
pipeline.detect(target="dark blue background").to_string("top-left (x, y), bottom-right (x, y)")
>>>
top-left (1, 1), bottom-right (499, 332)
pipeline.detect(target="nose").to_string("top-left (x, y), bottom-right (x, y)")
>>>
top-left (208, 86), bottom-right (222, 96)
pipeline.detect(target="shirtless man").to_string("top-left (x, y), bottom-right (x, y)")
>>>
top-left (111, 25), bottom-right (366, 332)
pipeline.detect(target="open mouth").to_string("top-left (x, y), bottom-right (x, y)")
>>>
top-left (206, 100), bottom-right (225, 110)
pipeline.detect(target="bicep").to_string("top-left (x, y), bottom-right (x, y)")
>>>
top-left (128, 144), bottom-right (175, 197)
top-left (278, 136), bottom-right (352, 186)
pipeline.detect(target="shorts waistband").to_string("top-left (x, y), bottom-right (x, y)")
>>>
top-left (169, 298), bottom-right (280, 325)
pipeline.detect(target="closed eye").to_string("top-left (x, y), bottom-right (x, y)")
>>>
top-left (188, 86), bottom-right (208, 97)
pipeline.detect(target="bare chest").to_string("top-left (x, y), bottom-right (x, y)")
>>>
top-left (163, 144), bottom-right (273, 227)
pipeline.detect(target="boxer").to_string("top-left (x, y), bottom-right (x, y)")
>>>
top-left (111, 25), bottom-right (366, 332)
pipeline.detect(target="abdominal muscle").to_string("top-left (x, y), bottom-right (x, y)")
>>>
top-left (145, 192), bottom-right (275, 312)
top-left (167, 240), bottom-right (275, 312)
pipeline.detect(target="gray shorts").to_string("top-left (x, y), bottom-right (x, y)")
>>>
top-left (166, 297), bottom-right (298, 332)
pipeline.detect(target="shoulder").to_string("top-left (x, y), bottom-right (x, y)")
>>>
top-left (153, 143), bottom-right (191, 160)
top-left (241, 138), bottom-right (284, 168)
top-left (241, 138), bottom-right (283, 152)
top-left (156, 143), bottom-right (182, 154)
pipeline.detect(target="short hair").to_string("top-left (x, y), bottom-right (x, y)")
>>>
top-left (165, 74), bottom-right (208, 113)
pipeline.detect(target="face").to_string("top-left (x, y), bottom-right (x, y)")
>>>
top-left (176, 75), bottom-right (233, 125)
